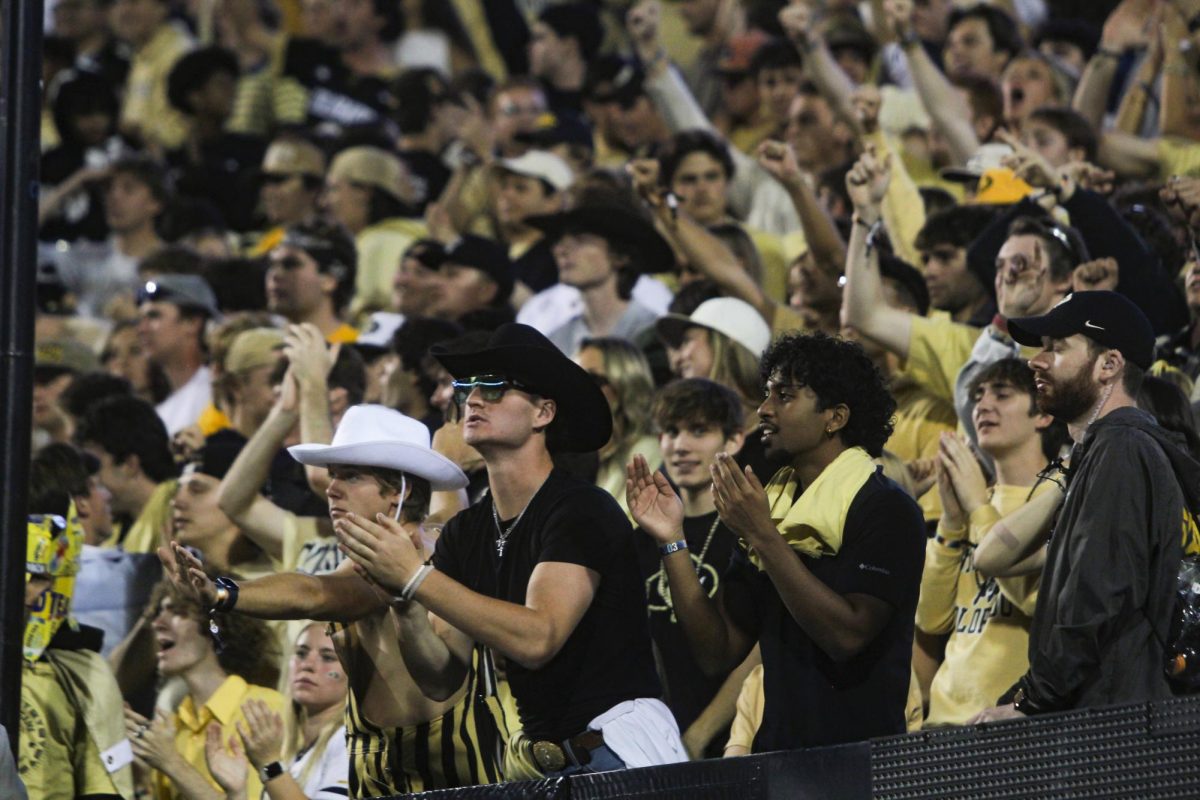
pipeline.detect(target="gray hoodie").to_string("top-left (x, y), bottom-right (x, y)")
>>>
top-left (1022, 407), bottom-right (1200, 711)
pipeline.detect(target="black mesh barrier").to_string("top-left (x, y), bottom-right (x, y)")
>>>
top-left (385, 697), bottom-right (1200, 800)
top-left (871, 697), bottom-right (1200, 799)
top-left (390, 743), bottom-right (870, 800)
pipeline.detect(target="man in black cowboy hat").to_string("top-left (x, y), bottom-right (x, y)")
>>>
top-left (336, 322), bottom-right (685, 778)
top-left (526, 203), bottom-right (675, 356)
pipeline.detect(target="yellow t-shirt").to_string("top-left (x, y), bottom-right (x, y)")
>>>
top-left (1157, 137), bottom-right (1200, 179)
top-left (727, 115), bottom-right (778, 157)
top-left (152, 675), bottom-right (287, 800)
top-left (746, 226), bottom-right (787, 306)
top-left (120, 24), bottom-right (194, 151)
top-left (916, 482), bottom-right (1051, 726)
top-left (888, 375), bottom-right (958, 522)
top-left (107, 480), bottom-right (178, 554)
top-left (20, 656), bottom-right (128, 800)
top-left (905, 313), bottom-right (983, 404)
top-left (724, 663), bottom-right (764, 755)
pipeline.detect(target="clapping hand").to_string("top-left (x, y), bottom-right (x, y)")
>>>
top-left (236, 699), bottom-right (285, 769)
top-left (335, 512), bottom-right (424, 594)
top-left (205, 724), bottom-right (249, 798)
top-left (626, 455), bottom-right (685, 545)
top-left (938, 432), bottom-right (989, 517)
top-left (711, 453), bottom-right (774, 544)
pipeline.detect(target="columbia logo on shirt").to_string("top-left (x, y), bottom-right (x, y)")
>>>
top-left (859, 563), bottom-right (891, 575)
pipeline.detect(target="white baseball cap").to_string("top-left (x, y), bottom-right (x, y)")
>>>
top-left (495, 150), bottom-right (574, 193)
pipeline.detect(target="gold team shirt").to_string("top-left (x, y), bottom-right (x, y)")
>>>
top-left (1157, 137), bottom-right (1200, 178)
top-left (905, 313), bottom-right (982, 405)
top-left (152, 675), bottom-right (286, 800)
top-left (120, 24), bottom-right (194, 151)
top-left (888, 374), bottom-right (957, 522)
top-left (20, 657), bottom-right (126, 800)
top-left (916, 482), bottom-right (1053, 726)
top-left (106, 480), bottom-right (178, 554)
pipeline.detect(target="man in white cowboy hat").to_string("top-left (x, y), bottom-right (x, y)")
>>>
top-left (162, 405), bottom-right (505, 795)
top-left (335, 323), bottom-right (687, 779)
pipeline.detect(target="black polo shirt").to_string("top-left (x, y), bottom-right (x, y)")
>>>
top-left (722, 469), bottom-right (925, 751)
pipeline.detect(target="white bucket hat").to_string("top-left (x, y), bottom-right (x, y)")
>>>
top-left (655, 297), bottom-right (771, 358)
top-left (288, 405), bottom-right (468, 490)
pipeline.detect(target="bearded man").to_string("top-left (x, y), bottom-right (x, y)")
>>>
top-left (972, 292), bottom-right (1200, 722)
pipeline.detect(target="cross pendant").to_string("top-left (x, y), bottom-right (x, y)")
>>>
top-left (496, 538), bottom-right (506, 558)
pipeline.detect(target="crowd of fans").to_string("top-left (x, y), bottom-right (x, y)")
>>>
top-left (16, 0), bottom-right (1200, 797)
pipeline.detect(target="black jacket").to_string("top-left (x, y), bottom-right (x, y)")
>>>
top-left (1022, 407), bottom-right (1200, 712)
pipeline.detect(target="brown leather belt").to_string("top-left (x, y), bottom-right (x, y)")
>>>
top-left (530, 729), bottom-right (606, 773)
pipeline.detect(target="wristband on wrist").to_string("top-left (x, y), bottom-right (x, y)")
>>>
top-left (660, 539), bottom-right (688, 556)
top-left (393, 564), bottom-right (434, 605)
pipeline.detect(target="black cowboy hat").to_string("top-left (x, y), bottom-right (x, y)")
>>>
top-left (525, 204), bottom-right (676, 273)
top-left (429, 323), bottom-right (612, 452)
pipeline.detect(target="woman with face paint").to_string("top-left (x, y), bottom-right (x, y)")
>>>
top-left (205, 622), bottom-right (350, 800)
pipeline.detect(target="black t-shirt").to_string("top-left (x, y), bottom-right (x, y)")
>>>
top-left (634, 511), bottom-right (737, 746)
top-left (282, 38), bottom-right (398, 137)
top-left (722, 469), bottom-right (925, 751)
top-left (433, 470), bottom-right (662, 741)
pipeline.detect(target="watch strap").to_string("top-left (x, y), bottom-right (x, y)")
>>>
top-left (260, 761), bottom-right (285, 782)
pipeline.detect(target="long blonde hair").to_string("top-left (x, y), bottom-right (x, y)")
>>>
top-left (282, 623), bottom-right (345, 786)
top-left (706, 329), bottom-right (763, 413)
top-left (580, 337), bottom-right (655, 454)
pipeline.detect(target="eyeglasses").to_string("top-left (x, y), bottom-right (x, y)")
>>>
top-left (451, 375), bottom-right (532, 406)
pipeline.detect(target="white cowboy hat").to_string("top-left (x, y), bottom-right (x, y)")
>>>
top-left (288, 405), bottom-right (468, 490)
top-left (655, 297), bottom-right (771, 358)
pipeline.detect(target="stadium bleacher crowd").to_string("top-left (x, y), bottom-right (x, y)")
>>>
top-left (15, 0), bottom-right (1200, 798)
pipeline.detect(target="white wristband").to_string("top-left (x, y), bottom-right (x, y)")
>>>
top-left (395, 564), bottom-right (434, 604)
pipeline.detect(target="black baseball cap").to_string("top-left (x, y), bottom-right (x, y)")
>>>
top-left (1008, 291), bottom-right (1154, 369)
top-left (443, 235), bottom-right (514, 304)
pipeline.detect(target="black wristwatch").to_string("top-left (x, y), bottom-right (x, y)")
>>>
top-left (260, 761), bottom-right (285, 782)
top-left (211, 577), bottom-right (240, 612)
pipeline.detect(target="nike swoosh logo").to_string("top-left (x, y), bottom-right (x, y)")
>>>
top-left (1083, 320), bottom-right (1105, 331)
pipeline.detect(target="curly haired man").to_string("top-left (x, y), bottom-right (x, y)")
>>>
top-left (629, 331), bottom-right (926, 751)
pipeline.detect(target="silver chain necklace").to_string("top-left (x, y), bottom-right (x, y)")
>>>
top-left (491, 484), bottom-right (542, 558)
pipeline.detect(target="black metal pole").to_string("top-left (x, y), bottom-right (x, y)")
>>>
top-left (0, 0), bottom-right (44, 756)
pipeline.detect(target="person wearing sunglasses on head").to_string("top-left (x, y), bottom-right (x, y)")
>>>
top-left (136, 273), bottom-right (220, 436)
top-left (336, 323), bottom-right (686, 779)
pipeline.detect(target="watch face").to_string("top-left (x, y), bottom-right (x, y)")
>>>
top-left (261, 761), bottom-right (285, 781)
